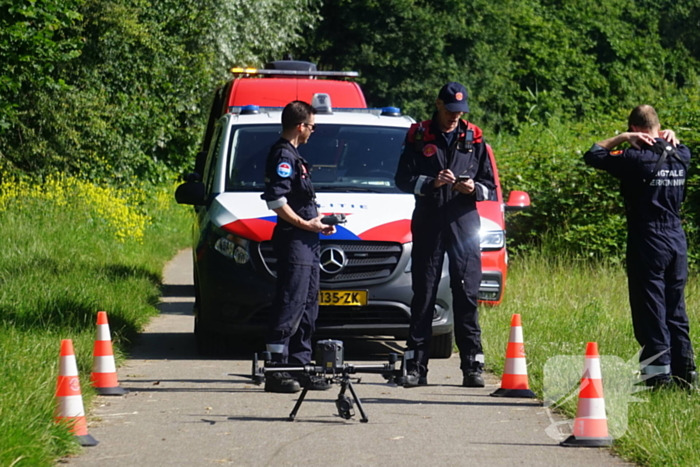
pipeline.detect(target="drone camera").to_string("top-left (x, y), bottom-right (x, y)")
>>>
top-left (315, 339), bottom-right (344, 370)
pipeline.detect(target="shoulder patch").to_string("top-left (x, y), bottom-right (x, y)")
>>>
top-left (610, 150), bottom-right (623, 156)
top-left (276, 161), bottom-right (293, 178)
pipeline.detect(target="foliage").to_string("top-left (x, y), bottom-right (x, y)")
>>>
top-left (299, 0), bottom-right (700, 131)
top-left (0, 0), bottom-right (320, 183)
top-left (0, 180), bottom-right (190, 466)
top-left (0, 174), bottom-right (151, 242)
top-left (0, 0), bottom-right (84, 132)
top-left (494, 116), bottom-right (628, 259)
top-left (494, 87), bottom-right (700, 262)
top-left (481, 251), bottom-right (700, 466)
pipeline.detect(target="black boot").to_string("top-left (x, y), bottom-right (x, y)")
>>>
top-left (402, 349), bottom-right (428, 387)
top-left (297, 373), bottom-right (332, 391)
top-left (404, 369), bottom-right (428, 388)
top-left (265, 372), bottom-right (301, 393)
top-left (672, 370), bottom-right (698, 390)
top-left (462, 371), bottom-right (485, 388)
top-left (643, 373), bottom-right (673, 390)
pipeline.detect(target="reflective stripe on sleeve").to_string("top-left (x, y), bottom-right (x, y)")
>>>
top-left (414, 175), bottom-right (428, 195)
top-left (266, 197), bottom-right (288, 210)
top-left (641, 364), bottom-right (671, 375)
top-left (266, 344), bottom-right (286, 354)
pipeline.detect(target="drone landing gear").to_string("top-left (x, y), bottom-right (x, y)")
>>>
top-left (289, 376), bottom-right (369, 423)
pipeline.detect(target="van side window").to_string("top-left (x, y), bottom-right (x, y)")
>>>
top-left (226, 126), bottom-right (279, 190)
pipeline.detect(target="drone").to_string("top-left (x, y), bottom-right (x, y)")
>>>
top-left (250, 339), bottom-right (408, 423)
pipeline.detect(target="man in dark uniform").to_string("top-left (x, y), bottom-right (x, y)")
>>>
top-left (584, 105), bottom-right (696, 389)
top-left (394, 82), bottom-right (496, 388)
top-left (261, 100), bottom-right (335, 393)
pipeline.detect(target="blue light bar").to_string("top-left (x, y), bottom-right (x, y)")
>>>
top-left (239, 105), bottom-right (260, 115)
top-left (381, 107), bottom-right (402, 116)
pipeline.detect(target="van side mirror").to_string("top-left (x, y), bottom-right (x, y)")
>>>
top-left (505, 191), bottom-right (530, 211)
top-left (184, 172), bottom-right (201, 183)
top-left (175, 181), bottom-right (206, 205)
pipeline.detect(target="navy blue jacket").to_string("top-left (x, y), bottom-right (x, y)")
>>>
top-left (394, 117), bottom-right (496, 237)
top-left (584, 139), bottom-right (690, 229)
top-left (261, 138), bottom-right (319, 264)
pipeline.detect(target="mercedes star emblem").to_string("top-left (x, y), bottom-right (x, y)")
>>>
top-left (320, 246), bottom-right (346, 274)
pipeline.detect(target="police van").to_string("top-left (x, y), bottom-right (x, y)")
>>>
top-left (176, 62), bottom-right (529, 357)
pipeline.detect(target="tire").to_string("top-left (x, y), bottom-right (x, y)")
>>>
top-left (194, 315), bottom-right (225, 357)
top-left (430, 331), bottom-right (455, 359)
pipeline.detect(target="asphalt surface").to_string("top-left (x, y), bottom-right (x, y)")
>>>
top-left (63, 249), bottom-right (632, 466)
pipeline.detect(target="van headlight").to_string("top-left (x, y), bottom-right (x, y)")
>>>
top-left (214, 235), bottom-right (250, 264)
top-left (480, 230), bottom-right (504, 250)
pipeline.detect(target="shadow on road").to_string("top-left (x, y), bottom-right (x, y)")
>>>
top-left (160, 284), bottom-right (195, 298)
top-left (158, 299), bottom-right (194, 316)
top-left (130, 316), bottom-right (412, 363)
top-left (129, 332), bottom-right (199, 360)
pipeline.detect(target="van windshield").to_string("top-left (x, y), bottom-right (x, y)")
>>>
top-left (225, 124), bottom-right (407, 193)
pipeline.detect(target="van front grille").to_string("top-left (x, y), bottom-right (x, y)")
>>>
top-left (258, 240), bottom-right (403, 284)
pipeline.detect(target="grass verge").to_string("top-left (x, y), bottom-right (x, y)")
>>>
top-left (0, 177), bottom-right (190, 466)
top-left (481, 251), bottom-right (700, 467)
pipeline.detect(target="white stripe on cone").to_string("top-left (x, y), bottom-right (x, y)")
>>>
top-left (60, 355), bottom-right (79, 376)
top-left (96, 323), bottom-right (111, 341)
top-left (576, 398), bottom-right (608, 419)
top-left (56, 395), bottom-right (87, 418)
top-left (583, 357), bottom-right (602, 379)
top-left (504, 358), bottom-right (528, 375)
top-left (93, 355), bottom-right (117, 373)
top-left (509, 326), bottom-right (524, 343)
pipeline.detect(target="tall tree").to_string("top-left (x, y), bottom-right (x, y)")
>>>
top-left (0, 0), bottom-right (83, 133)
top-left (299, 0), bottom-right (700, 130)
top-left (0, 0), bottom-right (320, 181)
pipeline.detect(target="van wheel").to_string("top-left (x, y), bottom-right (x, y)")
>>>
top-left (430, 332), bottom-right (455, 359)
top-left (194, 316), bottom-right (224, 357)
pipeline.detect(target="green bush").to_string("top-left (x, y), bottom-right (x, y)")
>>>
top-left (0, 0), bottom-right (321, 183)
top-left (494, 87), bottom-right (700, 263)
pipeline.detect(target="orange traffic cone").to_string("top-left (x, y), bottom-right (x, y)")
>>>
top-left (55, 339), bottom-right (99, 446)
top-left (91, 311), bottom-right (128, 395)
top-left (490, 314), bottom-right (536, 398)
top-left (561, 342), bottom-right (613, 447)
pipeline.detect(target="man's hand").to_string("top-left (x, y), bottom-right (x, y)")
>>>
top-left (453, 178), bottom-right (475, 194)
top-left (434, 169), bottom-right (456, 187)
top-left (623, 132), bottom-right (655, 149)
top-left (307, 215), bottom-right (328, 233)
top-left (660, 129), bottom-right (679, 147)
top-left (321, 225), bottom-right (336, 236)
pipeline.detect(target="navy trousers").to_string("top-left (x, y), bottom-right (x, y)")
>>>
top-left (408, 226), bottom-right (483, 374)
top-left (266, 246), bottom-right (320, 365)
top-left (627, 226), bottom-right (695, 377)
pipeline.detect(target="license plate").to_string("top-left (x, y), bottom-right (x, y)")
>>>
top-left (319, 290), bottom-right (367, 306)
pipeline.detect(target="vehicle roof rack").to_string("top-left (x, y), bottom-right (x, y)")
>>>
top-left (230, 67), bottom-right (359, 78)
top-left (265, 60), bottom-right (317, 72)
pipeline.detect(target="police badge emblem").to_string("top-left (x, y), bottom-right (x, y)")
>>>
top-left (277, 162), bottom-right (292, 177)
top-left (423, 144), bottom-right (437, 157)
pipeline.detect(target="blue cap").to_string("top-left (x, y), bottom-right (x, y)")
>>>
top-left (438, 82), bottom-right (469, 113)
